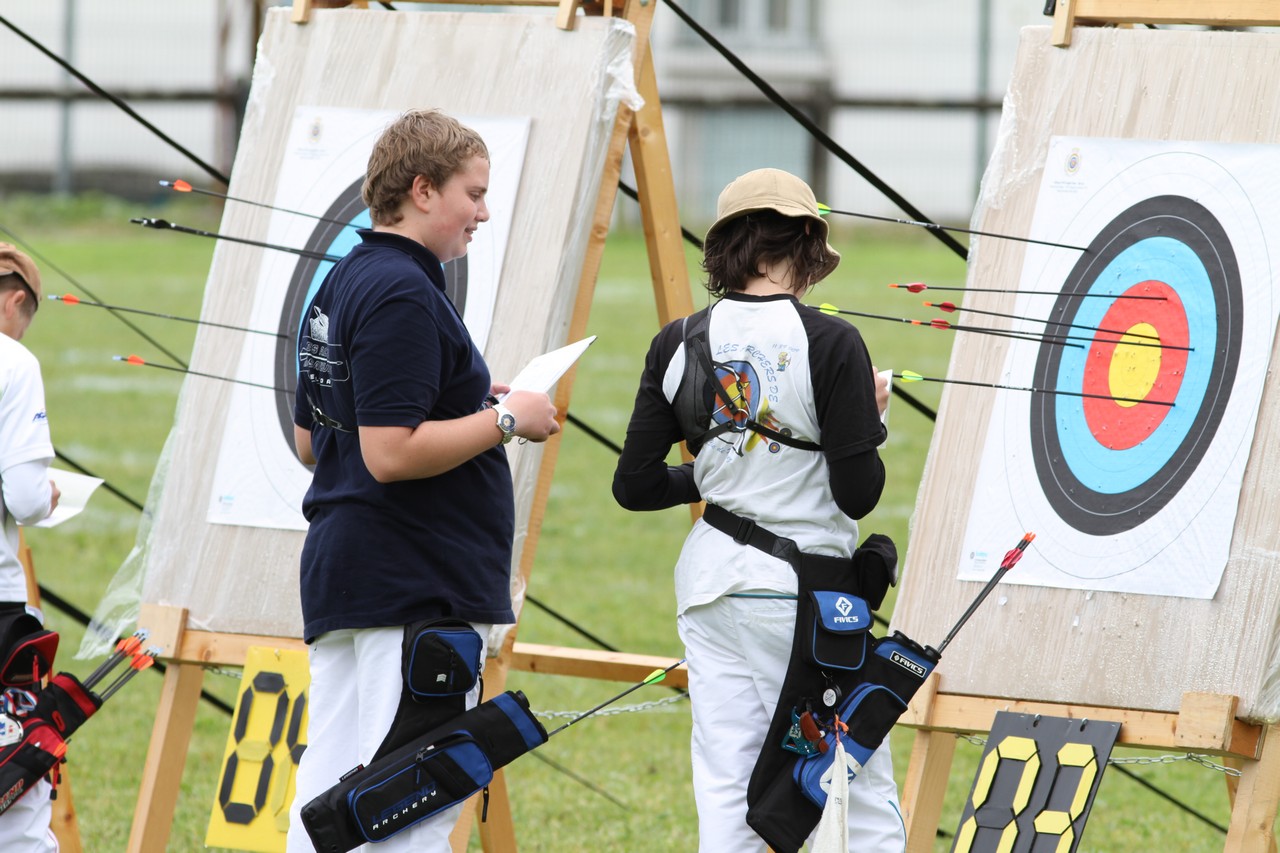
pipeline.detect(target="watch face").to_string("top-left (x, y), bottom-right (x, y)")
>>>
top-left (499, 413), bottom-right (516, 433)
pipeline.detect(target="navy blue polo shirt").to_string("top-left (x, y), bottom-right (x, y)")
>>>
top-left (293, 230), bottom-right (515, 642)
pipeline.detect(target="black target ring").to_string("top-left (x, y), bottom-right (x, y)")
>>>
top-left (1029, 195), bottom-right (1242, 535)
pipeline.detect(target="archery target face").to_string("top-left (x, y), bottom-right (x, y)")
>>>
top-left (959, 138), bottom-right (1280, 597)
top-left (207, 107), bottom-right (529, 530)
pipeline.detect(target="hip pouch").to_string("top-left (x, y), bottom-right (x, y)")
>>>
top-left (792, 633), bottom-right (939, 809)
top-left (803, 591), bottom-right (871, 672)
top-left (300, 690), bottom-right (548, 853)
top-left (373, 619), bottom-right (483, 762)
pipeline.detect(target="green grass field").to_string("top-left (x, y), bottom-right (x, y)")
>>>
top-left (0, 194), bottom-right (1253, 850)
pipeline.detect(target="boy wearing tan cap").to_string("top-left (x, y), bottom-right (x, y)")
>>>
top-left (613, 170), bottom-right (901, 851)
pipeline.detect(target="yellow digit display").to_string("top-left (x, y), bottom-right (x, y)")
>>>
top-left (951, 712), bottom-right (1119, 853)
top-left (206, 646), bottom-right (310, 853)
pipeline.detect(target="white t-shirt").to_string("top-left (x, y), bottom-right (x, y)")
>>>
top-left (623, 293), bottom-right (886, 614)
top-left (0, 334), bottom-right (53, 603)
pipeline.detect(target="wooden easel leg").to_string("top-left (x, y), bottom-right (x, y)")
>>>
top-left (1224, 724), bottom-right (1280, 852)
top-left (901, 729), bottom-right (957, 853)
top-left (126, 661), bottom-right (205, 853)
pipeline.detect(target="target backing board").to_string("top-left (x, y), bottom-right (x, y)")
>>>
top-left (205, 108), bottom-right (528, 531)
top-left (891, 26), bottom-right (1280, 719)
top-left (959, 136), bottom-right (1280, 599)
top-left (133, 9), bottom-right (637, 639)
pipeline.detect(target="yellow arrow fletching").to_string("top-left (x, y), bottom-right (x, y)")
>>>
top-left (643, 668), bottom-right (667, 685)
top-left (900, 370), bottom-right (924, 382)
top-left (816, 203), bottom-right (832, 216)
top-left (818, 303), bottom-right (839, 316)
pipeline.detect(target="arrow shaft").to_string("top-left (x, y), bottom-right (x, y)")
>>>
top-left (131, 218), bottom-right (341, 263)
top-left (167, 182), bottom-right (357, 230)
top-left (933, 303), bottom-right (1189, 351)
top-left (547, 659), bottom-right (685, 737)
top-left (121, 358), bottom-right (289, 394)
top-left (895, 373), bottom-right (1174, 407)
top-left (57, 297), bottom-right (286, 338)
top-left (823, 207), bottom-right (1088, 252)
top-left (916, 285), bottom-right (1165, 301)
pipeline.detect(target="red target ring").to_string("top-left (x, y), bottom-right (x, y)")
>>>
top-left (1081, 280), bottom-right (1189, 450)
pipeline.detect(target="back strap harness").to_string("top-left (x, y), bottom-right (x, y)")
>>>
top-left (673, 310), bottom-right (821, 456)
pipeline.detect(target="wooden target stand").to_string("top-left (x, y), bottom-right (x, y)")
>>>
top-left (124, 1), bottom-right (692, 851)
top-left (896, 4), bottom-right (1280, 851)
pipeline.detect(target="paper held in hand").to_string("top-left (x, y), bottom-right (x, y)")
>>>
top-left (24, 468), bottom-right (104, 529)
top-left (504, 336), bottom-right (597, 396)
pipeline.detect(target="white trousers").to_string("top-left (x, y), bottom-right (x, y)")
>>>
top-left (678, 596), bottom-right (905, 853)
top-left (0, 777), bottom-right (56, 853)
top-left (285, 624), bottom-right (488, 853)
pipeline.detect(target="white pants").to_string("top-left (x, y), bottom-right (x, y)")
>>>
top-left (678, 596), bottom-right (905, 853)
top-left (0, 777), bottom-right (56, 853)
top-left (285, 624), bottom-right (488, 853)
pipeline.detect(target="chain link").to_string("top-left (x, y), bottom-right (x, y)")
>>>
top-left (534, 693), bottom-right (689, 721)
top-left (203, 665), bottom-right (243, 680)
top-left (954, 734), bottom-right (1242, 777)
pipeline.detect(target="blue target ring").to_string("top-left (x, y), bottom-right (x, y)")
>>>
top-left (1029, 196), bottom-right (1242, 534)
top-left (1053, 237), bottom-right (1215, 493)
top-left (273, 177), bottom-right (469, 455)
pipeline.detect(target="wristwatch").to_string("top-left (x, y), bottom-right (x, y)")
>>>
top-left (493, 403), bottom-right (517, 445)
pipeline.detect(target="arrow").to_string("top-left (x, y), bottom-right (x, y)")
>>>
top-left (818, 204), bottom-right (1088, 252)
top-left (819, 302), bottom-right (1080, 348)
top-left (931, 532), bottom-right (1034, 655)
top-left (547, 659), bottom-right (686, 738)
top-left (129, 217), bottom-right (342, 263)
top-left (51, 294), bottom-right (287, 339)
top-left (925, 300), bottom-right (1177, 347)
top-left (114, 354), bottom-right (290, 394)
top-left (895, 370), bottom-right (1175, 407)
top-left (890, 282), bottom-right (1166, 301)
top-left (920, 302), bottom-right (1184, 351)
top-left (161, 179), bottom-right (360, 231)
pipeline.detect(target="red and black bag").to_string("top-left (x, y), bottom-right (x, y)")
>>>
top-left (0, 608), bottom-right (102, 815)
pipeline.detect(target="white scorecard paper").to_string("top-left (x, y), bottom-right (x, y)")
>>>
top-left (25, 468), bottom-right (103, 529)
top-left (504, 336), bottom-right (597, 395)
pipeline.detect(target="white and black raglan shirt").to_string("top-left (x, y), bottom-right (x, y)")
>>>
top-left (614, 291), bottom-right (886, 614)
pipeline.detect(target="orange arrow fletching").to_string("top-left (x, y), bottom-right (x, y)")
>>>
top-left (173, 179), bottom-right (192, 192)
top-left (126, 355), bottom-right (145, 366)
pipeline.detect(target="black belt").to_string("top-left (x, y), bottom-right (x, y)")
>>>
top-left (701, 503), bottom-right (850, 576)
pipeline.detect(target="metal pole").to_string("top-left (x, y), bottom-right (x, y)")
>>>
top-left (54, 0), bottom-right (77, 196)
top-left (975, 0), bottom-right (993, 200)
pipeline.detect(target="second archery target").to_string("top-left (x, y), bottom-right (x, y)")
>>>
top-left (206, 107), bottom-right (527, 532)
top-left (959, 137), bottom-right (1280, 597)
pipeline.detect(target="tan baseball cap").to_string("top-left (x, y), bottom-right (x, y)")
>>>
top-left (0, 243), bottom-right (41, 302)
top-left (705, 168), bottom-right (840, 281)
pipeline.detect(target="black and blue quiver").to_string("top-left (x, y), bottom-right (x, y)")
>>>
top-left (792, 633), bottom-right (939, 808)
top-left (299, 690), bottom-right (547, 853)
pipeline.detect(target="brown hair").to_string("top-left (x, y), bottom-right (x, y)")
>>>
top-left (362, 109), bottom-right (489, 226)
top-left (701, 211), bottom-right (835, 298)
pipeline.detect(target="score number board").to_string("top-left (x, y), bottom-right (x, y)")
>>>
top-left (206, 646), bottom-right (310, 852)
top-left (952, 711), bottom-right (1120, 852)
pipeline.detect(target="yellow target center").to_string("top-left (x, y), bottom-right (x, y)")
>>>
top-left (1108, 323), bottom-right (1161, 408)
